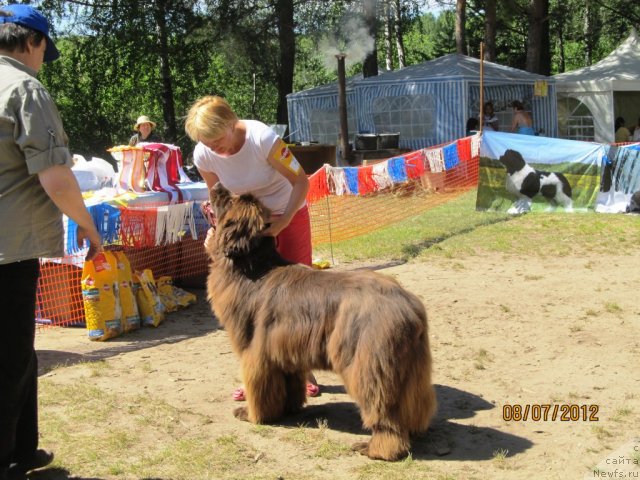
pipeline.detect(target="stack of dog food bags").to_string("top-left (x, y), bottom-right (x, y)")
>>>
top-left (82, 251), bottom-right (122, 341)
top-left (114, 251), bottom-right (141, 333)
top-left (134, 269), bottom-right (165, 327)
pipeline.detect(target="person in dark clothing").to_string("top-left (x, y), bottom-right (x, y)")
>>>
top-left (129, 115), bottom-right (162, 145)
top-left (0, 5), bottom-right (102, 479)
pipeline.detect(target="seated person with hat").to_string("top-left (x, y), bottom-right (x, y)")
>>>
top-left (129, 115), bottom-right (162, 146)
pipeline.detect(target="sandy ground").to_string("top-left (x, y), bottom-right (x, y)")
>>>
top-left (34, 251), bottom-right (640, 480)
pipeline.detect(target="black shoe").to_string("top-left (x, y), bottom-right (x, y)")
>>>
top-left (8, 449), bottom-right (54, 477)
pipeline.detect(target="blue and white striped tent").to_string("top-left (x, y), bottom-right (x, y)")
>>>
top-left (287, 53), bottom-right (557, 151)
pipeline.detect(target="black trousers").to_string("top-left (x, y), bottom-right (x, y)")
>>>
top-left (0, 259), bottom-right (40, 471)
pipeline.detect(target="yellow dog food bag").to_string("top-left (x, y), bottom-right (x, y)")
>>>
top-left (114, 251), bottom-right (140, 333)
top-left (172, 284), bottom-right (196, 308)
top-left (157, 276), bottom-right (178, 313)
top-left (82, 251), bottom-right (122, 341)
top-left (135, 269), bottom-right (165, 327)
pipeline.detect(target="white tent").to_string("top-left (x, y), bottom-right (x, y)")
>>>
top-left (554, 29), bottom-right (640, 143)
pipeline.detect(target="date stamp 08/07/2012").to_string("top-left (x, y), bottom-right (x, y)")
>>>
top-left (502, 403), bottom-right (600, 422)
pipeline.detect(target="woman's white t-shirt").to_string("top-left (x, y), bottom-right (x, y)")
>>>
top-left (193, 120), bottom-right (293, 214)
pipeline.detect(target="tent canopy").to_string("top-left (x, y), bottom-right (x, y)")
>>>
top-left (287, 53), bottom-right (557, 152)
top-left (554, 29), bottom-right (640, 143)
top-left (355, 53), bottom-right (550, 85)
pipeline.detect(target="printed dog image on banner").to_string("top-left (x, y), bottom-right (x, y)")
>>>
top-left (498, 149), bottom-right (573, 214)
top-left (477, 131), bottom-right (604, 213)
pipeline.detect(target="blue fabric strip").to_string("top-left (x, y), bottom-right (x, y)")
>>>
top-left (344, 167), bottom-right (359, 195)
top-left (443, 143), bottom-right (459, 170)
top-left (387, 157), bottom-right (408, 183)
top-left (65, 218), bottom-right (80, 254)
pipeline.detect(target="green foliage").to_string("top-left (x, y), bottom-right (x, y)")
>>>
top-left (402, 12), bottom-right (439, 63)
top-left (30, 0), bottom-right (640, 161)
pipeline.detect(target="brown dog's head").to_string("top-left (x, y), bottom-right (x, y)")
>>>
top-left (208, 182), bottom-right (271, 258)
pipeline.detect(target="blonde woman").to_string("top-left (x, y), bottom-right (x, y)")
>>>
top-left (185, 95), bottom-right (319, 399)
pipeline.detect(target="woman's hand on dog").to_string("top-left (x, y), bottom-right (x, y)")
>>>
top-left (263, 215), bottom-right (288, 237)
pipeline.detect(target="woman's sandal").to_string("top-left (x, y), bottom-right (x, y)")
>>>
top-left (306, 383), bottom-right (320, 397)
top-left (232, 383), bottom-right (320, 401)
top-left (232, 387), bottom-right (246, 401)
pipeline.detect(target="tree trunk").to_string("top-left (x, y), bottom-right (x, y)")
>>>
top-left (484, 0), bottom-right (497, 61)
top-left (525, 0), bottom-right (549, 74)
top-left (393, 0), bottom-right (406, 68)
top-left (276, 0), bottom-right (295, 124)
top-left (384, 1), bottom-right (393, 70)
top-left (362, 0), bottom-right (379, 78)
top-left (539, 0), bottom-right (551, 75)
top-left (557, 21), bottom-right (565, 72)
top-left (153, 0), bottom-right (177, 142)
top-left (584, 0), bottom-right (593, 66)
top-left (455, 0), bottom-right (466, 55)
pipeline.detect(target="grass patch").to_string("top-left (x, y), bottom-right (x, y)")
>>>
top-left (39, 378), bottom-right (238, 480)
top-left (313, 190), bottom-right (511, 263)
top-left (604, 302), bottom-right (623, 314)
top-left (591, 426), bottom-right (614, 440)
top-left (611, 407), bottom-right (633, 422)
top-left (492, 448), bottom-right (511, 469)
top-left (281, 419), bottom-right (351, 460)
top-left (312, 189), bottom-right (640, 265)
top-left (353, 454), bottom-right (439, 480)
top-left (473, 348), bottom-right (493, 370)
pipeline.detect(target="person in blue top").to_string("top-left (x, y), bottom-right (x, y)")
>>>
top-left (510, 100), bottom-right (536, 135)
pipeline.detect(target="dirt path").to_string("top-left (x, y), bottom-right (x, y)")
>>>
top-left (35, 251), bottom-right (640, 479)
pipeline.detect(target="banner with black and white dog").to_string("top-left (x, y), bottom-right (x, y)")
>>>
top-left (477, 131), bottom-right (606, 214)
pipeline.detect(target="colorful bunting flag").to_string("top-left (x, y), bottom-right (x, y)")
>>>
top-left (344, 167), bottom-right (360, 195)
top-left (358, 165), bottom-right (377, 195)
top-left (442, 143), bottom-right (460, 170)
top-left (388, 157), bottom-right (408, 183)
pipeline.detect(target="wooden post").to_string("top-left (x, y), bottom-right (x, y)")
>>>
top-left (336, 53), bottom-right (351, 164)
top-left (479, 42), bottom-right (484, 133)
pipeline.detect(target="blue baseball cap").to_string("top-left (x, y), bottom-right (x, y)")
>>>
top-left (0, 4), bottom-right (60, 62)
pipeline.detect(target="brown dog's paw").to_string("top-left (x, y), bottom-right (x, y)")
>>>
top-left (233, 406), bottom-right (250, 422)
top-left (351, 441), bottom-right (369, 456)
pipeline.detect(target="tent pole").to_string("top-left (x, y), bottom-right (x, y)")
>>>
top-left (479, 42), bottom-right (484, 133)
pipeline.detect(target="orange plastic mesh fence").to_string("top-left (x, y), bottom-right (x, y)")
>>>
top-left (36, 146), bottom-right (479, 329)
top-left (309, 156), bottom-right (479, 245)
top-left (36, 236), bottom-right (209, 328)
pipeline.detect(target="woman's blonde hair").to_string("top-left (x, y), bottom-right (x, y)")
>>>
top-left (184, 96), bottom-right (238, 142)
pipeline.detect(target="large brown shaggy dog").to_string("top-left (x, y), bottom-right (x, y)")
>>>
top-left (204, 183), bottom-right (436, 461)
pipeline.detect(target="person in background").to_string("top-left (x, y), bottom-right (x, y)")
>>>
top-left (466, 117), bottom-right (479, 136)
top-left (0, 5), bottom-right (102, 480)
top-left (129, 115), bottom-right (162, 146)
top-left (184, 95), bottom-right (320, 401)
top-left (615, 116), bottom-right (631, 143)
top-left (632, 117), bottom-right (640, 142)
top-left (482, 101), bottom-right (499, 131)
top-left (510, 100), bottom-right (536, 135)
